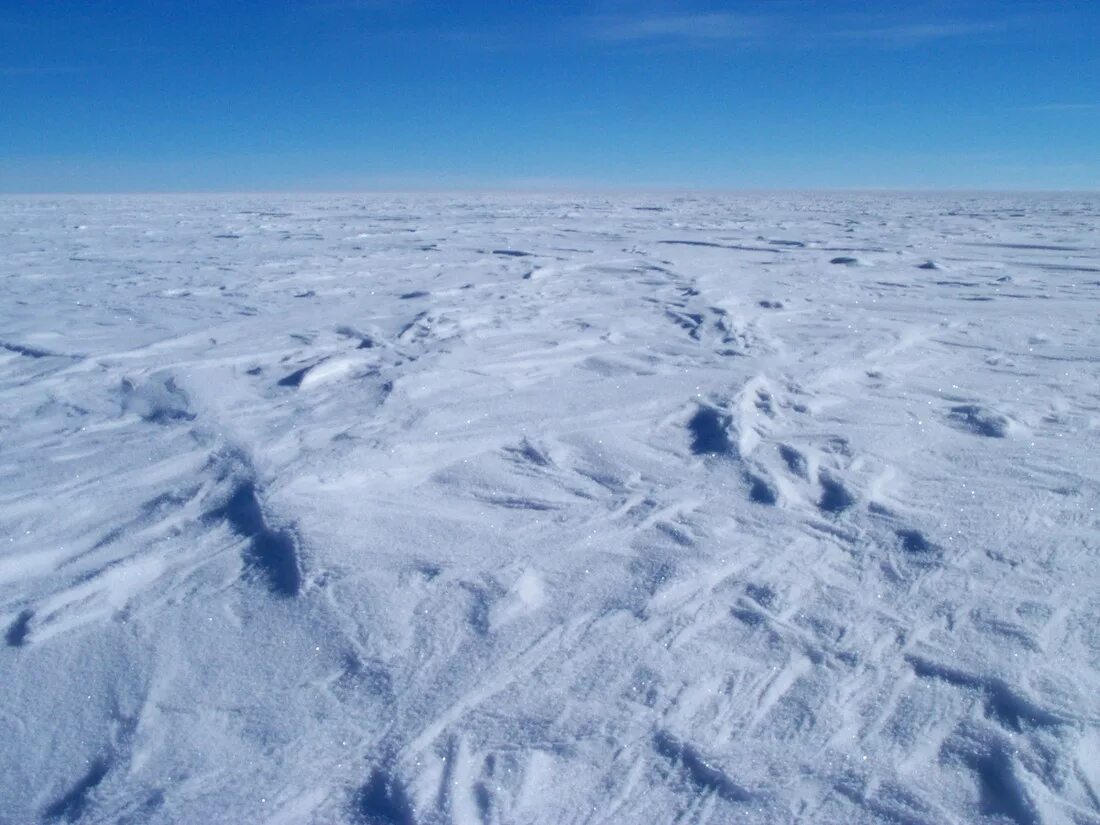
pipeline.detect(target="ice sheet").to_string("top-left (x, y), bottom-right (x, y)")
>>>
top-left (1, 192), bottom-right (1099, 824)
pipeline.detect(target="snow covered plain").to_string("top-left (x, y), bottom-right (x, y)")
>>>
top-left (1, 192), bottom-right (1099, 825)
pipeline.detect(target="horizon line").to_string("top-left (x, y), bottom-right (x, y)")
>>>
top-left (3, 186), bottom-right (1099, 197)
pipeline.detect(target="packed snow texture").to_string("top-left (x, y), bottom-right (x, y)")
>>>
top-left (1, 193), bottom-right (1099, 824)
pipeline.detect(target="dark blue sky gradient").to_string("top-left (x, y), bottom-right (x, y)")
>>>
top-left (2, 1), bottom-right (1098, 191)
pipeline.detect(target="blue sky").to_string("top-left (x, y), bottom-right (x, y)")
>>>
top-left (1, 1), bottom-right (1098, 191)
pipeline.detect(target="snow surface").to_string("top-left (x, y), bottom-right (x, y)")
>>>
top-left (1, 192), bottom-right (1099, 824)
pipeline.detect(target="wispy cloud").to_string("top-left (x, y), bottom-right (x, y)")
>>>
top-left (1017, 103), bottom-right (1099, 112)
top-left (587, 13), bottom-right (768, 45)
top-left (581, 9), bottom-right (1024, 50)
top-left (827, 19), bottom-right (1012, 45)
top-left (299, 0), bottom-right (405, 10)
top-left (0, 66), bottom-right (84, 76)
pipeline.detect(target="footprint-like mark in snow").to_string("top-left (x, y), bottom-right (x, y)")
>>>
top-left (352, 767), bottom-right (416, 825)
top-left (746, 473), bottom-right (778, 505)
top-left (206, 481), bottom-right (302, 597)
top-left (945, 742), bottom-right (1040, 825)
top-left (778, 444), bottom-right (808, 478)
top-left (818, 473), bottom-right (855, 514)
top-left (688, 407), bottom-right (734, 456)
top-left (896, 528), bottom-right (934, 554)
top-left (946, 404), bottom-right (1011, 438)
top-left (5, 609), bottom-right (33, 647)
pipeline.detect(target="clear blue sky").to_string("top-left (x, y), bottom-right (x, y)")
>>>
top-left (2, 1), bottom-right (1098, 192)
